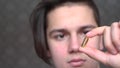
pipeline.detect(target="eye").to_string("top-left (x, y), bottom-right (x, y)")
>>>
top-left (83, 30), bottom-right (90, 34)
top-left (54, 33), bottom-right (66, 41)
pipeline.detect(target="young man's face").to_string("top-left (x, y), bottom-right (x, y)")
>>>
top-left (47, 4), bottom-right (100, 68)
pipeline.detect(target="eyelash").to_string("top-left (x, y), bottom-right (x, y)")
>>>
top-left (52, 30), bottom-right (91, 41)
top-left (53, 33), bottom-right (66, 41)
top-left (83, 30), bottom-right (90, 34)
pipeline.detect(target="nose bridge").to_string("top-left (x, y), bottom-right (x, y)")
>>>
top-left (68, 33), bottom-right (81, 53)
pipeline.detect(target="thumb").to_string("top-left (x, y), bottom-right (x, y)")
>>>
top-left (79, 46), bottom-right (108, 65)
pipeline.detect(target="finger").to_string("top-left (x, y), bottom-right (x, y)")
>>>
top-left (104, 27), bottom-right (118, 54)
top-left (79, 46), bottom-right (108, 65)
top-left (86, 26), bottom-right (107, 38)
top-left (111, 22), bottom-right (120, 52)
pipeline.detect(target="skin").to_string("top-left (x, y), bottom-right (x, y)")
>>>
top-left (46, 4), bottom-right (120, 68)
top-left (80, 22), bottom-right (120, 68)
top-left (46, 4), bottom-right (101, 68)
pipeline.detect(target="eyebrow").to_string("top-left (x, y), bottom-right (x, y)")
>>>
top-left (79, 25), bottom-right (97, 30)
top-left (48, 25), bottom-right (97, 36)
top-left (49, 29), bottom-right (68, 36)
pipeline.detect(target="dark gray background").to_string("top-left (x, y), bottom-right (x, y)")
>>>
top-left (0, 0), bottom-right (120, 68)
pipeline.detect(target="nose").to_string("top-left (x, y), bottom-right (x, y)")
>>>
top-left (68, 34), bottom-right (82, 53)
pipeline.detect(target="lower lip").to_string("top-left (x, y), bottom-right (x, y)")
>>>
top-left (69, 60), bottom-right (85, 67)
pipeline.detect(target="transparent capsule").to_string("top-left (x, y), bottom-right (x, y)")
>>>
top-left (81, 36), bottom-right (89, 47)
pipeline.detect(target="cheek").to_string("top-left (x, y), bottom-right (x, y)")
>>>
top-left (48, 41), bottom-right (68, 60)
top-left (50, 45), bottom-right (67, 55)
top-left (48, 42), bottom-right (69, 67)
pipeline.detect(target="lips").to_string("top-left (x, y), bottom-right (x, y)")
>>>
top-left (68, 58), bottom-right (86, 67)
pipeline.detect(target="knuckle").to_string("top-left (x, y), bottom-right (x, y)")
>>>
top-left (111, 22), bottom-right (118, 26)
top-left (103, 26), bottom-right (109, 28)
top-left (112, 38), bottom-right (120, 45)
top-left (105, 43), bottom-right (112, 49)
top-left (103, 26), bottom-right (110, 31)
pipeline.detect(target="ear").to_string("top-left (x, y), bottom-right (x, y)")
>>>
top-left (47, 50), bottom-right (51, 58)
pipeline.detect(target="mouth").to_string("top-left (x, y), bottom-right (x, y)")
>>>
top-left (68, 58), bottom-right (86, 67)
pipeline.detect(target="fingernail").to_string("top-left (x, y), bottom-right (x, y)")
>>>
top-left (86, 32), bottom-right (92, 37)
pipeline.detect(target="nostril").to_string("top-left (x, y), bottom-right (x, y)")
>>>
top-left (68, 40), bottom-right (80, 53)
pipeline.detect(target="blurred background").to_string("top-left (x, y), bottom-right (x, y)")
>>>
top-left (0, 0), bottom-right (120, 68)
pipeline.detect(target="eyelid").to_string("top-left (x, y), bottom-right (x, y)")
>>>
top-left (52, 33), bottom-right (69, 41)
top-left (51, 32), bottom-right (63, 38)
top-left (83, 29), bottom-right (91, 34)
top-left (78, 25), bottom-right (96, 34)
top-left (54, 34), bottom-right (64, 38)
top-left (84, 27), bottom-right (94, 31)
top-left (49, 29), bottom-right (69, 37)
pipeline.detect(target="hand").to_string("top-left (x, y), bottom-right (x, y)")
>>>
top-left (79, 21), bottom-right (120, 68)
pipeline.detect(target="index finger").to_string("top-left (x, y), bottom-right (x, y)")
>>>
top-left (86, 26), bottom-right (108, 38)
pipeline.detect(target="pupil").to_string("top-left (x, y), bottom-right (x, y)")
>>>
top-left (60, 35), bottom-right (64, 38)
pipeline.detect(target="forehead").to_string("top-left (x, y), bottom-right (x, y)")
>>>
top-left (47, 4), bottom-right (97, 31)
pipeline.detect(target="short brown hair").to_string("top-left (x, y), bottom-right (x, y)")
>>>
top-left (30, 0), bottom-right (100, 64)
